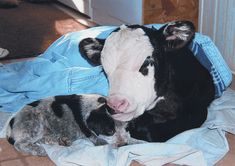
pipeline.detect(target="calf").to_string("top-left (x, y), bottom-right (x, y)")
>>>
top-left (79, 21), bottom-right (215, 142)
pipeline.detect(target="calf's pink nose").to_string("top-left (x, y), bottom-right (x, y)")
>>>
top-left (107, 97), bottom-right (129, 113)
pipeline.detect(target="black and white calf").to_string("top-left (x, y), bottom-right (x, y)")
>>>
top-left (79, 21), bottom-right (215, 142)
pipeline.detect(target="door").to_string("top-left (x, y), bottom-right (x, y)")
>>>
top-left (199, 0), bottom-right (235, 74)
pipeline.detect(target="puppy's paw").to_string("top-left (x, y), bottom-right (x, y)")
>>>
top-left (58, 137), bottom-right (72, 146)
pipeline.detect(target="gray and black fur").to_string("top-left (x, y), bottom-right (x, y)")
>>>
top-left (6, 94), bottom-right (144, 156)
top-left (6, 94), bottom-right (115, 156)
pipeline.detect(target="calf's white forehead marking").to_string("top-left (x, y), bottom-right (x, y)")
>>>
top-left (101, 26), bottom-right (154, 75)
top-left (100, 26), bottom-right (158, 120)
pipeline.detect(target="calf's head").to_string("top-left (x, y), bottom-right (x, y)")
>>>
top-left (79, 21), bottom-right (195, 121)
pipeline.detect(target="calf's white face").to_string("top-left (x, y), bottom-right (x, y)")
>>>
top-left (79, 21), bottom-right (195, 122)
top-left (101, 26), bottom-right (157, 121)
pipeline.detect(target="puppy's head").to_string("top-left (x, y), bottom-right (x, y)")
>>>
top-left (79, 94), bottom-right (116, 136)
top-left (86, 104), bottom-right (116, 136)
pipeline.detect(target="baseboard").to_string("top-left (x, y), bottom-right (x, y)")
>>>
top-left (52, 2), bottom-right (97, 27)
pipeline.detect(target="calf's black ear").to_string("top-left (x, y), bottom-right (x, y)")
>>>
top-left (79, 38), bottom-right (105, 66)
top-left (158, 21), bottom-right (195, 51)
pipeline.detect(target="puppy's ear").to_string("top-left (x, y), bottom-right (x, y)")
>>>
top-left (158, 21), bottom-right (195, 51)
top-left (79, 38), bottom-right (105, 66)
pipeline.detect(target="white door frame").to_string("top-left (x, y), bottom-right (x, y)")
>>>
top-left (199, 0), bottom-right (235, 74)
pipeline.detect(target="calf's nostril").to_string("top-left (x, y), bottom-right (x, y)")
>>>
top-left (117, 99), bottom-right (129, 112)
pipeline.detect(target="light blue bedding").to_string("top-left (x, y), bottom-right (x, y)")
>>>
top-left (0, 25), bottom-right (231, 114)
top-left (0, 24), bottom-right (233, 166)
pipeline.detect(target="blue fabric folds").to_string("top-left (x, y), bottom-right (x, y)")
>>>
top-left (0, 26), bottom-right (114, 113)
top-left (189, 34), bottom-right (232, 97)
top-left (0, 24), bottom-right (232, 114)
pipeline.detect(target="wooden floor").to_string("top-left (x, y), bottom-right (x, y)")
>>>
top-left (0, 1), bottom-right (88, 60)
top-left (0, 139), bottom-right (55, 166)
top-left (215, 133), bottom-right (235, 166)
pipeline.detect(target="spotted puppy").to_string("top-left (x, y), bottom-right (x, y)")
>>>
top-left (6, 94), bottom-right (116, 156)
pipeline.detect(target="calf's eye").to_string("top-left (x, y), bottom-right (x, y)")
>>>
top-left (139, 56), bottom-right (154, 76)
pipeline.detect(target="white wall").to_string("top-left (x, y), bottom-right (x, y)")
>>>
top-left (199, 0), bottom-right (235, 74)
top-left (57, 0), bottom-right (90, 16)
top-left (90, 0), bottom-right (143, 25)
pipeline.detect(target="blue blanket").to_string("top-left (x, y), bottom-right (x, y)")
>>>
top-left (0, 25), bottom-right (232, 114)
top-left (0, 24), bottom-right (233, 165)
